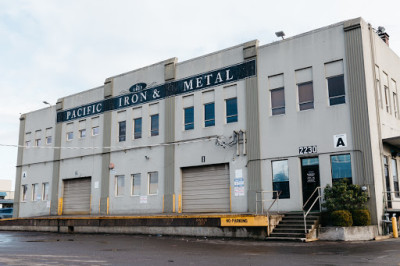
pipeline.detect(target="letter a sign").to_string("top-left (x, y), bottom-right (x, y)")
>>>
top-left (334, 134), bottom-right (347, 148)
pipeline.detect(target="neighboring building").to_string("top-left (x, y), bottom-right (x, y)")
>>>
top-left (0, 179), bottom-right (14, 208)
top-left (13, 18), bottom-right (400, 234)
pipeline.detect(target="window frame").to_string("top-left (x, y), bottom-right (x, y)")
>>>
top-left (271, 160), bottom-right (290, 199)
top-left (133, 117), bottom-right (142, 139)
top-left (131, 173), bottom-right (141, 196)
top-left (66, 131), bottom-right (74, 141)
top-left (35, 138), bottom-right (41, 147)
top-left (148, 171), bottom-right (158, 195)
top-left (184, 106), bottom-right (195, 130)
top-left (327, 74), bottom-right (346, 106)
top-left (21, 185), bottom-right (28, 202)
top-left (92, 126), bottom-right (100, 136)
top-left (45, 136), bottom-right (52, 145)
top-left (391, 158), bottom-right (400, 197)
top-left (150, 114), bottom-right (159, 136)
top-left (42, 182), bottom-right (50, 201)
top-left (32, 183), bottom-right (39, 202)
top-left (330, 154), bottom-right (352, 184)
top-left (225, 97), bottom-right (238, 123)
top-left (115, 175), bottom-right (125, 197)
top-left (298, 81), bottom-right (314, 111)
top-left (79, 129), bottom-right (86, 139)
top-left (204, 102), bottom-right (215, 127)
top-left (270, 87), bottom-right (285, 115)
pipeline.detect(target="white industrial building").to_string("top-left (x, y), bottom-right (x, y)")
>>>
top-left (14, 18), bottom-right (400, 233)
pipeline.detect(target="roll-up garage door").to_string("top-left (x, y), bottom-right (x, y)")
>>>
top-left (63, 177), bottom-right (91, 215)
top-left (182, 164), bottom-right (230, 213)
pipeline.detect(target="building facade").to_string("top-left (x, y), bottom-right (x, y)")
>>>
top-left (14, 18), bottom-right (400, 232)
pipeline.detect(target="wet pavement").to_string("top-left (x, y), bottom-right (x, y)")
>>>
top-left (0, 231), bottom-right (399, 265)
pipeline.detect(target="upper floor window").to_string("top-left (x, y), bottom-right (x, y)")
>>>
top-left (150, 114), bottom-right (159, 136)
top-left (298, 82), bottom-right (314, 110)
top-left (45, 136), bottom-right (52, 145)
top-left (92, 126), bottom-right (99, 136)
top-left (226, 98), bottom-right (238, 123)
top-left (21, 185), bottom-right (28, 202)
top-left (35, 139), bottom-right (41, 147)
top-left (328, 75), bottom-right (346, 105)
top-left (79, 129), bottom-right (86, 139)
top-left (184, 107), bottom-right (194, 130)
top-left (45, 128), bottom-right (52, 145)
top-left (204, 102), bottom-right (215, 127)
top-left (66, 131), bottom-right (74, 141)
top-left (118, 121), bottom-right (126, 142)
top-left (271, 88), bottom-right (285, 115)
top-left (134, 118), bottom-right (142, 139)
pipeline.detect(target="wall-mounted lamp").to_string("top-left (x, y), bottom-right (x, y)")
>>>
top-left (275, 31), bottom-right (285, 40)
top-left (43, 101), bottom-right (51, 107)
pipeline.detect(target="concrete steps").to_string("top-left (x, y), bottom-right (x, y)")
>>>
top-left (267, 212), bottom-right (320, 241)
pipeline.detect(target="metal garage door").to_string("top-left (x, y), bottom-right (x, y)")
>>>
top-left (182, 164), bottom-right (230, 213)
top-left (63, 177), bottom-right (91, 215)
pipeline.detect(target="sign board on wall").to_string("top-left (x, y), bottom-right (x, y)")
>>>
top-left (234, 169), bottom-right (245, 196)
top-left (334, 134), bottom-right (347, 148)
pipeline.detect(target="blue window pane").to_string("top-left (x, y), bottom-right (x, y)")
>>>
top-left (151, 114), bottom-right (159, 136)
top-left (134, 118), bottom-right (142, 139)
top-left (119, 121), bottom-right (126, 142)
top-left (184, 107), bottom-right (194, 130)
top-left (331, 154), bottom-right (352, 180)
top-left (204, 103), bottom-right (215, 127)
top-left (301, 158), bottom-right (319, 166)
top-left (226, 98), bottom-right (238, 123)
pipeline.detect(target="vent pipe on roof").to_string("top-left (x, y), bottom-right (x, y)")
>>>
top-left (377, 26), bottom-right (390, 46)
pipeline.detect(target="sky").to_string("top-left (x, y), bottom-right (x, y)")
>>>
top-left (1, 0), bottom-right (400, 190)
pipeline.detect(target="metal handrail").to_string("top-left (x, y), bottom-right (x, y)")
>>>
top-left (302, 186), bottom-right (323, 234)
top-left (256, 190), bottom-right (281, 236)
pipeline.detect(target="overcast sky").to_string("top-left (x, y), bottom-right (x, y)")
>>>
top-left (1, 0), bottom-right (400, 190)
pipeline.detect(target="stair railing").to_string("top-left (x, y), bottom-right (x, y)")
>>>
top-left (302, 186), bottom-right (322, 234)
top-left (256, 190), bottom-right (281, 236)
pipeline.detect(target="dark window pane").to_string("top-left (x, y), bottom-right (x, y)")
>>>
top-left (151, 114), bottom-right (159, 136)
top-left (298, 82), bottom-right (314, 110)
top-left (328, 75), bottom-right (345, 105)
top-left (184, 107), bottom-right (194, 130)
top-left (272, 160), bottom-right (290, 199)
top-left (226, 98), bottom-right (238, 123)
top-left (119, 121), bottom-right (126, 142)
top-left (134, 118), bottom-right (142, 139)
top-left (271, 88), bottom-right (285, 115)
top-left (204, 102), bottom-right (215, 127)
top-left (273, 182), bottom-right (290, 199)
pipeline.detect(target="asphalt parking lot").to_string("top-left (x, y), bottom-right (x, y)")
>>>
top-left (0, 231), bottom-right (399, 265)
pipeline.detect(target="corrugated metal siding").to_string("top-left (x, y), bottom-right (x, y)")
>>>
top-left (63, 177), bottom-right (91, 215)
top-left (182, 164), bottom-right (230, 213)
top-left (344, 23), bottom-right (378, 222)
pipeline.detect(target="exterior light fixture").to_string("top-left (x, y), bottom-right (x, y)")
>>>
top-left (43, 101), bottom-right (51, 106)
top-left (275, 31), bottom-right (285, 40)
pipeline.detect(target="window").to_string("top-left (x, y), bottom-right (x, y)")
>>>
top-left (92, 126), bottom-right (99, 136)
top-left (272, 160), bottom-right (290, 199)
top-left (384, 85), bottom-right (391, 113)
top-left (226, 98), bottom-right (238, 123)
top-left (134, 118), bottom-right (142, 139)
top-left (150, 114), bottom-right (159, 136)
top-left (35, 139), bottom-right (41, 147)
top-left (25, 132), bottom-right (31, 148)
top-left (271, 88), bottom-right (285, 115)
top-left (118, 121), bottom-right (126, 142)
top-left (392, 159), bottom-right (400, 197)
top-left (148, 172), bottom-right (158, 195)
top-left (298, 82), bottom-right (314, 110)
top-left (115, 175), bottom-right (125, 196)
top-left (204, 102), bottom-right (215, 127)
top-left (376, 66), bottom-right (382, 109)
top-left (25, 140), bottom-right (31, 147)
top-left (45, 136), bottom-right (52, 145)
top-left (132, 173), bottom-right (141, 196)
top-left (32, 183), bottom-right (39, 201)
top-left (66, 131), bottom-right (74, 141)
top-left (21, 185), bottom-right (28, 202)
top-left (79, 129), bottom-right (86, 139)
top-left (184, 107), bottom-right (194, 130)
top-left (331, 154), bottom-right (352, 184)
top-left (42, 183), bottom-right (49, 201)
top-left (393, 92), bottom-right (399, 118)
top-left (328, 75), bottom-right (346, 105)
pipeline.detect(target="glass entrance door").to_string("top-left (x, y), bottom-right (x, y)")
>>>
top-left (301, 157), bottom-right (321, 211)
